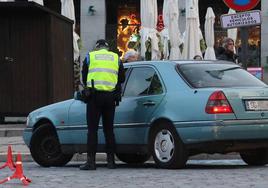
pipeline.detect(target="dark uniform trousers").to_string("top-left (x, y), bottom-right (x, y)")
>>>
top-left (86, 91), bottom-right (116, 155)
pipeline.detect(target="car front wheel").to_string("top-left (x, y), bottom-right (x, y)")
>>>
top-left (240, 148), bottom-right (268, 166)
top-left (30, 124), bottom-right (73, 167)
top-left (150, 123), bottom-right (188, 169)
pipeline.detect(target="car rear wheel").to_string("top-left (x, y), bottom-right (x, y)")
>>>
top-left (240, 148), bottom-right (268, 166)
top-left (30, 124), bottom-right (73, 167)
top-left (150, 122), bottom-right (188, 169)
top-left (116, 153), bottom-right (150, 164)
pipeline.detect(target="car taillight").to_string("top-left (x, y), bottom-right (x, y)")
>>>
top-left (205, 91), bottom-right (233, 114)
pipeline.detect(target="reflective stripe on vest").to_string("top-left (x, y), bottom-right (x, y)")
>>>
top-left (87, 49), bottom-right (119, 91)
top-left (88, 68), bottom-right (118, 75)
top-left (87, 80), bottom-right (116, 88)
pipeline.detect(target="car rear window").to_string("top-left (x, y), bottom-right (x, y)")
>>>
top-left (177, 63), bottom-right (267, 88)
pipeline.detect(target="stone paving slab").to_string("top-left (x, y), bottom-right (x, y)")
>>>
top-left (0, 123), bottom-right (25, 137)
top-left (0, 128), bottom-right (24, 137)
top-left (3, 117), bottom-right (26, 122)
top-left (0, 123), bottom-right (26, 128)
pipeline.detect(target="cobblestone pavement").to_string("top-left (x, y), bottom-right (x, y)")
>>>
top-left (0, 160), bottom-right (267, 188)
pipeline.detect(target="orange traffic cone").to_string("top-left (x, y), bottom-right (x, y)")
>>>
top-left (0, 153), bottom-right (31, 186)
top-left (0, 145), bottom-right (16, 171)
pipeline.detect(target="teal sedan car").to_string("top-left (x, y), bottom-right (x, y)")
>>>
top-left (23, 60), bottom-right (268, 169)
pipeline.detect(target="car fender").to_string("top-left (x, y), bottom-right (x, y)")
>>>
top-left (144, 113), bottom-right (176, 145)
top-left (29, 99), bottom-right (75, 131)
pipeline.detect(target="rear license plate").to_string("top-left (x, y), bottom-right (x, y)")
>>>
top-left (245, 100), bottom-right (268, 111)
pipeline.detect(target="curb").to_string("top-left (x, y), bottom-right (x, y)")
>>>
top-left (0, 153), bottom-right (113, 163)
top-left (0, 153), bottom-right (241, 163)
top-left (0, 128), bottom-right (24, 137)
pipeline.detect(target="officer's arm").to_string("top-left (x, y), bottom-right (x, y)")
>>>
top-left (118, 61), bottom-right (125, 84)
top-left (82, 54), bottom-right (90, 86)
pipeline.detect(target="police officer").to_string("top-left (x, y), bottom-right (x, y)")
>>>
top-left (80, 39), bottom-right (125, 170)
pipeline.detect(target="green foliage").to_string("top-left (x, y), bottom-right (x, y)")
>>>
top-left (128, 34), bottom-right (141, 51)
top-left (200, 38), bottom-right (207, 53)
top-left (145, 38), bottom-right (151, 60)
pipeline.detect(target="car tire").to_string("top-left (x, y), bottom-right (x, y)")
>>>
top-left (240, 148), bottom-right (268, 166)
top-left (116, 153), bottom-right (150, 164)
top-left (149, 122), bottom-right (188, 169)
top-left (30, 124), bottom-right (73, 167)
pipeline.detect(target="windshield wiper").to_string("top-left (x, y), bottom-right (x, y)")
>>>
top-left (205, 66), bottom-right (240, 79)
top-left (217, 66), bottom-right (241, 72)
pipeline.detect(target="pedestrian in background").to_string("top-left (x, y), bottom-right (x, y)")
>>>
top-left (193, 55), bottom-right (203, 60)
top-left (123, 49), bottom-right (139, 63)
top-left (217, 37), bottom-right (238, 63)
top-left (80, 39), bottom-right (125, 170)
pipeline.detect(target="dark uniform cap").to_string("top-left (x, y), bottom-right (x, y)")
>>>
top-left (95, 39), bottom-right (109, 48)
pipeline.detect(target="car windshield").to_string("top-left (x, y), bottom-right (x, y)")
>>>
top-left (178, 63), bottom-right (267, 88)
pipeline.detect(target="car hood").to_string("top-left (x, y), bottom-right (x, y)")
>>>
top-left (27, 99), bottom-right (75, 127)
top-left (30, 99), bottom-right (75, 114)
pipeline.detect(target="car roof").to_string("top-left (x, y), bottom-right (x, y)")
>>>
top-left (123, 60), bottom-right (237, 67)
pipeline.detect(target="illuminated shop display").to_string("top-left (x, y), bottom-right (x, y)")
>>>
top-left (117, 6), bottom-right (140, 58)
top-left (117, 5), bottom-right (164, 58)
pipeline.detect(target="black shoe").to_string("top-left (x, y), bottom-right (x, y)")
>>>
top-left (79, 161), bottom-right (96, 170)
top-left (80, 154), bottom-right (96, 170)
top-left (107, 153), bottom-right (116, 169)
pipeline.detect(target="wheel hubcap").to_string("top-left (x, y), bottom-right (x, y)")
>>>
top-left (40, 136), bottom-right (60, 158)
top-left (154, 129), bottom-right (174, 162)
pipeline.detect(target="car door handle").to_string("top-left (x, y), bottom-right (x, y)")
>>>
top-left (143, 101), bottom-right (156, 106)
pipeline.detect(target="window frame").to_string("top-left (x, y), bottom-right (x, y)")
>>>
top-left (122, 65), bottom-right (165, 97)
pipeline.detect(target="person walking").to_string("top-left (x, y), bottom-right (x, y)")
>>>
top-left (80, 39), bottom-right (125, 170)
top-left (217, 37), bottom-right (238, 63)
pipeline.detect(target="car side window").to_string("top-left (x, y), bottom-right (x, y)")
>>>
top-left (124, 67), bottom-right (155, 97)
top-left (148, 73), bottom-right (163, 95)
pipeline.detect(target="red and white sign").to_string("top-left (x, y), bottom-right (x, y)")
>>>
top-left (223, 0), bottom-right (260, 11)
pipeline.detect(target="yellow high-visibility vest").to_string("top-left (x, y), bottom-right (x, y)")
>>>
top-left (87, 49), bottom-right (119, 91)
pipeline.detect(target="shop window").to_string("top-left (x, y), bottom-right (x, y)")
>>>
top-left (116, 0), bottom-right (164, 58)
top-left (237, 26), bottom-right (261, 67)
top-left (117, 5), bottom-right (141, 58)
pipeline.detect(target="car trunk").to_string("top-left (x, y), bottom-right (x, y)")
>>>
top-left (222, 87), bottom-right (268, 120)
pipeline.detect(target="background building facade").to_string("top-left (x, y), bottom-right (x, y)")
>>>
top-left (79, 0), bottom-right (266, 81)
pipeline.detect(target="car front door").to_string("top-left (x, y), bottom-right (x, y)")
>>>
top-left (114, 66), bottom-right (165, 144)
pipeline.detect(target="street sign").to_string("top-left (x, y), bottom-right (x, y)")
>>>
top-left (223, 0), bottom-right (260, 11)
top-left (221, 10), bottom-right (261, 29)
